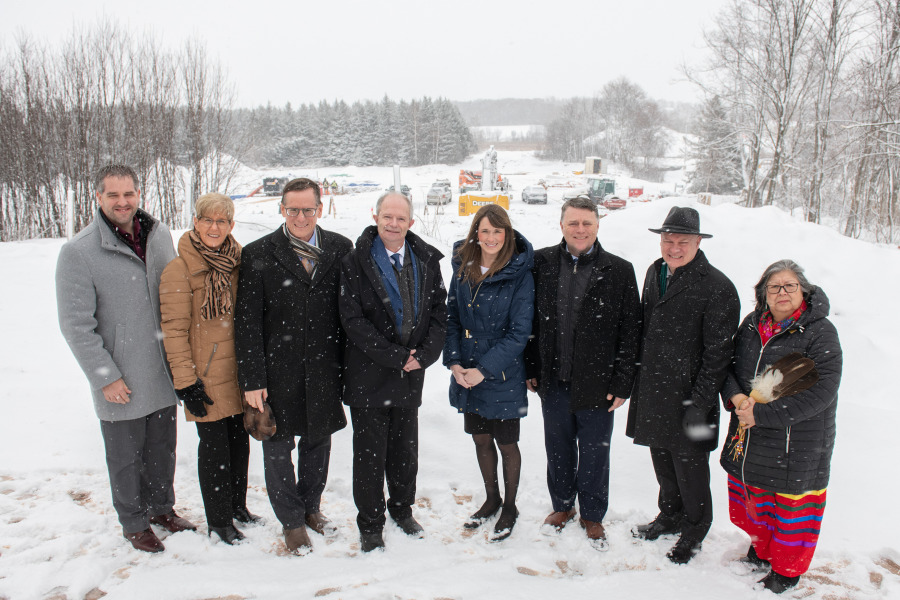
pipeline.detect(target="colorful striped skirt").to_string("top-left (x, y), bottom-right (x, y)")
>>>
top-left (727, 474), bottom-right (826, 577)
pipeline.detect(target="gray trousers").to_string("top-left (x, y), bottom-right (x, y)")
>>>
top-left (99, 405), bottom-right (177, 534)
top-left (262, 435), bottom-right (332, 530)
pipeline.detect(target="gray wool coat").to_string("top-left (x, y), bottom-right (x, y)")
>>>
top-left (56, 208), bottom-right (178, 421)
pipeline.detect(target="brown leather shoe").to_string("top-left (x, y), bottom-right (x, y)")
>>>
top-left (541, 509), bottom-right (576, 534)
top-left (149, 510), bottom-right (197, 533)
top-left (284, 526), bottom-right (313, 555)
top-left (124, 528), bottom-right (165, 553)
top-left (305, 512), bottom-right (337, 537)
top-left (580, 518), bottom-right (609, 551)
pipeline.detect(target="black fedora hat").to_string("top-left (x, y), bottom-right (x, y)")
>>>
top-left (648, 206), bottom-right (712, 238)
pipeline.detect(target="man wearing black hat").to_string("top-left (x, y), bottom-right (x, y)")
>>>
top-left (627, 206), bottom-right (740, 564)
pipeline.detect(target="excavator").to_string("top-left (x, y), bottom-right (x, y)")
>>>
top-left (458, 146), bottom-right (510, 216)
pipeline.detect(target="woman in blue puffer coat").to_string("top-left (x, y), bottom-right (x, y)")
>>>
top-left (444, 204), bottom-right (534, 542)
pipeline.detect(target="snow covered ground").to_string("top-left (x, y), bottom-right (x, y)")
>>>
top-left (1, 152), bottom-right (898, 600)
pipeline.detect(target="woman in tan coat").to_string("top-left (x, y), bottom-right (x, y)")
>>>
top-left (160, 193), bottom-right (259, 544)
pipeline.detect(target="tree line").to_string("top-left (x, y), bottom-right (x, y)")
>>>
top-left (686, 0), bottom-right (900, 243)
top-left (0, 22), bottom-right (475, 241)
top-left (0, 21), bottom-right (246, 240)
top-left (236, 96), bottom-right (475, 169)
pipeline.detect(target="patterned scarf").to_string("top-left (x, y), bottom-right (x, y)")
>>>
top-left (189, 230), bottom-right (240, 320)
top-left (283, 223), bottom-right (324, 269)
top-left (757, 300), bottom-right (807, 345)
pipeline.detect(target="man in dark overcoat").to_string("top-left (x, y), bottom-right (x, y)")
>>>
top-left (524, 196), bottom-right (641, 551)
top-left (339, 191), bottom-right (447, 552)
top-left (56, 164), bottom-right (196, 553)
top-left (235, 177), bottom-right (352, 554)
top-left (626, 206), bottom-right (740, 564)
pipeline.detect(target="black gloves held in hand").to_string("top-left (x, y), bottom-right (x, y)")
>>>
top-left (176, 379), bottom-right (214, 418)
top-left (682, 404), bottom-right (715, 442)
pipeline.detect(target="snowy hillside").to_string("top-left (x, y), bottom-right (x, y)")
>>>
top-left (1, 153), bottom-right (898, 600)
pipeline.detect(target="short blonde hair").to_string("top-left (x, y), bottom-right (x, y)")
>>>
top-left (195, 193), bottom-right (235, 221)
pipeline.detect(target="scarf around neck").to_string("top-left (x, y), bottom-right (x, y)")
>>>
top-left (757, 300), bottom-right (808, 345)
top-left (283, 223), bottom-right (324, 261)
top-left (189, 230), bottom-right (239, 320)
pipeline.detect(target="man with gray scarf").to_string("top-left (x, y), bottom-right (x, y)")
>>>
top-left (235, 177), bottom-right (352, 555)
top-left (56, 164), bottom-right (195, 553)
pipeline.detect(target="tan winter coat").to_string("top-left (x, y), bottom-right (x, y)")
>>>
top-left (160, 232), bottom-right (243, 423)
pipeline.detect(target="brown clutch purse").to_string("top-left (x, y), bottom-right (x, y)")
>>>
top-left (243, 401), bottom-right (277, 441)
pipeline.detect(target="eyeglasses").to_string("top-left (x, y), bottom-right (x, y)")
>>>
top-left (766, 282), bottom-right (800, 294)
top-left (197, 217), bottom-right (230, 227)
top-left (283, 206), bottom-right (318, 217)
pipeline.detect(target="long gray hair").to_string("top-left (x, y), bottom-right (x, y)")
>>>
top-left (753, 259), bottom-right (814, 313)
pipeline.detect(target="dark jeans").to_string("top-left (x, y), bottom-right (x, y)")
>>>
top-left (99, 405), bottom-right (177, 534)
top-left (350, 406), bottom-right (418, 534)
top-left (541, 380), bottom-right (615, 522)
top-left (195, 414), bottom-right (250, 528)
top-left (650, 446), bottom-right (712, 541)
top-left (262, 434), bottom-right (332, 530)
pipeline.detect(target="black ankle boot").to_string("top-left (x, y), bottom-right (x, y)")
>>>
top-left (759, 570), bottom-right (800, 594)
top-left (209, 523), bottom-right (245, 545)
top-left (233, 507), bottom-right (263, 524)
top-left (740, 545), bottom-right (771, 570)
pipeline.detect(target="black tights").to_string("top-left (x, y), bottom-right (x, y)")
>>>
top-left (472, 434), bottom-right (521, 517)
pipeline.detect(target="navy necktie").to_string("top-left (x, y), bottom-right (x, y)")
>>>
top-left (391, 253), bottom-right (402, 271)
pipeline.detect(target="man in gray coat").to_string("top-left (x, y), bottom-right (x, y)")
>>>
top-left (56, 165), bottom-right (196, 553)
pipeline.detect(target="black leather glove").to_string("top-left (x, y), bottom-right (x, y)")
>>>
top-left (682, 404), bottom-right (714, 441)
top-left (175, 379), bottom-right (214, 418)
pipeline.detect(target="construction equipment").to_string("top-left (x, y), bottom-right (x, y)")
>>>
top-left (262, 177), bottom-right (289, 196)
top-left (458, 146), bottom-right (510, 216)
top-left (458, 170), bottom-right (481, 193)
top-left (586, 176), bottom-right (616, 205)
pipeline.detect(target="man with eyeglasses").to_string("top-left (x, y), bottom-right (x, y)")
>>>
top-left (235, 177), bottom-right (352, 555)
top-left (339, 191), bottom-right (447, 552)
top-left (627, 206), bottom-right (740, 565)
top-left (56, 164), bottom-right (196, 553)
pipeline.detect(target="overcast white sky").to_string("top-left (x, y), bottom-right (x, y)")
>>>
top-left (2, 0), bottom-right (723, 109)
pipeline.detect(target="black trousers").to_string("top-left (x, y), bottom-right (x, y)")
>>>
top-left (650, 446), bottom-right (713, 541)
top-left (99, 405), bottom-right (177, 534)
top-left (195, 414), bottom-right (250, 528)
top-left (350, 406), bottom-right (418, 534)
top-left (262, 434), bottom-right (332, 530)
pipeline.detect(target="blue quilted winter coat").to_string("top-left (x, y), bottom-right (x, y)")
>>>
top-left (443, 230), bottom-right (534, 420)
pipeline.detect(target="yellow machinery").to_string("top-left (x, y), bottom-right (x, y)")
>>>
top-left (458, 146), bottom-right (510, 216)
top-left (458, 190), bottom-right (510, 216)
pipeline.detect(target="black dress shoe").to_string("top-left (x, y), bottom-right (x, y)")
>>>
top-left (393, 516), bottom-right (425, 538)
top-left (490, 507), bottom-right (518, 542)
top-left (360, 531), bottom-right (385, 552)
top-left (209, 524), bottom-right (245, 545)
top-left (633, 513), bottom-right (682, 541)
top-left (464, 498), bottom-right (502, 529)
top-left (233, 507), bottom-right (263, 525)
top-left (759, 570), bottom-right (800, 594)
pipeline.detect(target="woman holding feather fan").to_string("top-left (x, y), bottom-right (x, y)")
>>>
top-left (721, 260), bottom-right (842, 594)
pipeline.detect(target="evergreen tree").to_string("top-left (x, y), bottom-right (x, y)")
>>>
top-left (686, 96), bottom-right (742, 194)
